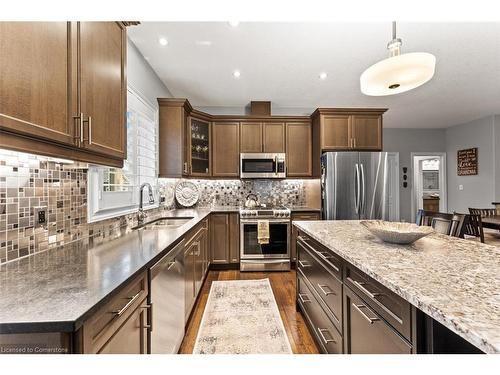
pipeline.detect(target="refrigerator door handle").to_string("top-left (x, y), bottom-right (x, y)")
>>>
top-left (360, 163), bottom-right (366, 215)
top-left (354, 164), bottom-right (360, 214)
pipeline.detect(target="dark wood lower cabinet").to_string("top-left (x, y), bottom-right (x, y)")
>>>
top-left (295, 233), bottom-right (484, 354)
top-left (343, 286), bottom-right (412, 354)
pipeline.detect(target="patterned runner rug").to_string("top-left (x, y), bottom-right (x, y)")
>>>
top-left (193, 278), bottom-right (292, 354)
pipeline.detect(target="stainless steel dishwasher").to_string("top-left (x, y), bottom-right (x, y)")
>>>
top-left (149, 239), bottom-right (185, 354)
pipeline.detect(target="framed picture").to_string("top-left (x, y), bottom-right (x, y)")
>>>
top-left (457, 148), bottom-right (478, 176)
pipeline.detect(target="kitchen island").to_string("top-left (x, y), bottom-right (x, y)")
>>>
top-left (293, 220), bottom-right (500, 354)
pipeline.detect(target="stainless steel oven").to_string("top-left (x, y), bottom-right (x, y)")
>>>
top-left (240, 207), bottom-right (291, 271)
top-left (240, 153), bottom-right (286, 179)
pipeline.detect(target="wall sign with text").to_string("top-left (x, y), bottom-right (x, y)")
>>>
top-left (457, 147), bottom-right (478, 176)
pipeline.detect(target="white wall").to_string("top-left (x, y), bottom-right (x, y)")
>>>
top-left (445, 115), bottom-right (497, 213)
top-left (127, 38), bottom-right (172, 105)
top-left (383, 128), bottom-right (447, 222)
top-left (495, 115), bottom-right (500, 202)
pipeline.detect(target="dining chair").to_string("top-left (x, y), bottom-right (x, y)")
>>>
top-left (416, 209), bottom-right (454, 226)
top-left (430, 214), bottom-right (465, 237)
top-left (468, 208), bottom-right (496, 217)
top-left (461, 213), bottom-right (485, 243)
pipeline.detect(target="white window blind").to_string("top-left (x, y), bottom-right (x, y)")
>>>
top-left (87, 87), bottom-right (158, 222)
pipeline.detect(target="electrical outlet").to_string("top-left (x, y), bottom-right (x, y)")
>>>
top-left (34, 206), bottom-right (47, 227)
top-left (459, 185), bottom-right (464, 191)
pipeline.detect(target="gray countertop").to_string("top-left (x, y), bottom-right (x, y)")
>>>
top-left (0, 209), bottom-right (211, 334)
top-left (293, 220), bottom-right (500, 354)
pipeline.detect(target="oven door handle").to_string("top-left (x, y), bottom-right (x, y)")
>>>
top-left (240, 219), bottom-right (290, 224)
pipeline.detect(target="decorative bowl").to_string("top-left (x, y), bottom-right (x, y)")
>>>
top-left (360, 220), bottom-right (434, 245)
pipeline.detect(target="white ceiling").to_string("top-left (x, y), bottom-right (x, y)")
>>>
top-left (128, 22), bottom-right (500, 128)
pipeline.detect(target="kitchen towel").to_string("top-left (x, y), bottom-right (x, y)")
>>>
top-left (257, 220), bottom-right (270, 244)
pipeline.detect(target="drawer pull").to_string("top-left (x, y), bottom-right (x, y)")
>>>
top-left (317, 284), bottom-right (336, 296)
top-left (317, 251), bottom-right (340, 272)
top-left (167, 261), bottom-right (176, 270)
top-left (347, 277), bottom-right (380, 299)
top-left (298, 260), bottom-right (311, 268)
top-left (112, 291), bottom-right (142, 317)
top-left (353, 304), bottom-right (380, 324)
top-left (298, 293), bottom-right (311, 304)
top-left (317, 328), bottom-right (336, 345)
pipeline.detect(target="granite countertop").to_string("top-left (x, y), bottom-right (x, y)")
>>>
top-left (293, 220), bottom-right (500, 354)
top-left (0, 208), bottom-right (211, 334)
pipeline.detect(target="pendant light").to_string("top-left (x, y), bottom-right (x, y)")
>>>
top-left (360, 21), bottom-right (436, 96)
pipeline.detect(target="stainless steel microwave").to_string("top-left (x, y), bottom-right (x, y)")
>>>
top-left (240, 153), bottom-right (286, 179)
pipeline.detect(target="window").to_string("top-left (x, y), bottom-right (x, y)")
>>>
top-left (87, 87), bottom-right (158, 222)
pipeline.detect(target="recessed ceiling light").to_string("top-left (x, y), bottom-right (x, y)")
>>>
top-left (228, 21), bottom-right (240, 27)
top-left (232, 70), bottom-right (241, 78)
top-left (319, 72), bottom-right (328, 80)
top-left (158, 37), bottom-right (168, 46)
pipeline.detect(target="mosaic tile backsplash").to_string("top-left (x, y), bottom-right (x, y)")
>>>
top-left (159, 179), bottom-right (307, 208)
top-left (0, 149), bottom-right (312, 264)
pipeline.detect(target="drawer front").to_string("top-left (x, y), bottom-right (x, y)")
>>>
top-left (344, 286), bottom-right (412, 354)
top-left (297, 242), bottom-right (342, 329)
top-left (292, 212), bottom-right (320, 221)
top-left (297, 275), bottom-right (343, 354)
top-left (345, 265), bottom-right (412, 341)
top-left (297, 236), bottom-right (342, 279)
top-left (83, 271), bottom-right (148, 353)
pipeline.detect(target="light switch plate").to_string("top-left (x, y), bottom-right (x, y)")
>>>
top-left (459, 185), bottom-right (464, 191)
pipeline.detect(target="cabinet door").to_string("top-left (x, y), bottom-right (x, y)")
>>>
top-left (286, 122), bottom-right (312, 176)
top-left (212, 122), bottom-right (240, 177)
top-left (79, 22), bottom-right (126, 159)
top-left (188, 118), bottom-right (211, 176)
top-left (229, 213), bottom-right (240, 263)
top-left (343, 287), bottom-right (412, 354)
top-left (263, 122), bottom-right (286, 153)
top-left (210, 214), bottom-right (229, 264)
top-left (240, 122), bottom-right (263, 152)
top-left (321, 115), bottom-right (351, 150)
top-left (0, 22), bottom-right (77, 146)
top-left (351, 115), bottom-right (382, 150)
top-left (98, 300), bottom-right (148, 354)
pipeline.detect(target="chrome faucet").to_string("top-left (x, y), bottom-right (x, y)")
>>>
top-left (138, 182), bottom-right (155, 224)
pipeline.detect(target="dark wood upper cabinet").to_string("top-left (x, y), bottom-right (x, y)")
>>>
top-left (321, 115), bottom-right (351, 150)
top-left (240, 122), bottom-right (263, 153)
top-left (0, 22), bottom-right (127, 167)
top-left (188, 117), bottom-right (211, 176)
top-left (286, 122), bottom-right (312, 177)
top-left (79, 22), bottom-right (127, 159)
top-left (312, 109), bottom-right (386, 152)
top-left (263, 122), bottom-right (286, 153)
top-left (351, 115), bottom-right (383, 150)
top-left (212, 122), bottom-right (240, 177)
top-left (0, 22), bottom-right (76, 146)
top-left (158, 99), bottom-right (190, 177)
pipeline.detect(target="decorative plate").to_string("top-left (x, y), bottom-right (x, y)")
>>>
top-left (360, 220), bottom-right (434, 245)
top-left (175, 180), bottom-right (200, 207)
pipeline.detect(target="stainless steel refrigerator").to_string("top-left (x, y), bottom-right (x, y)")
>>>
top-left (321, 152), bottom-right (393, 220)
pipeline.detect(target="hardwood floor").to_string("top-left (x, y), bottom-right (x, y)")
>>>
top-left (179, 269), bottom-right (320, 354)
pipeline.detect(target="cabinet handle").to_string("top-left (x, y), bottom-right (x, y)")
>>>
top-left (354, 138), bottom-right (357, 148)
top-left (298, 260), bottom-right (311, 268)
top-left (74, 113), bottom-right (84, 144)
top-left (298, 293), bottom-right (311, 304)
top-left (112, 291), bottom-right (142, 317)
top-left (167, 261), bottom-right (176, 270)
top-left (317, 328), bottom-right (336, 345)
top-left (317, 284), bottom-right (336, 296)
top-left (183, 162), bottom-right (188, 174)
top-left (353, 304), bottom-right (380, 324)
top-left (346, 277), bottom-right (380, 299)
top-left (317, 251), bottom-right (340, 272)
top-left (88, 116), bottom-right (92, 145)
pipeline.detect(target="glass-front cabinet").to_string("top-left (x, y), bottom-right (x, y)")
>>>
top-left (188, 117), bottom-right (211, 176)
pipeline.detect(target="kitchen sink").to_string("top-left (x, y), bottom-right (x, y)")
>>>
top-left (134, 217), bottom-right (193, 230)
